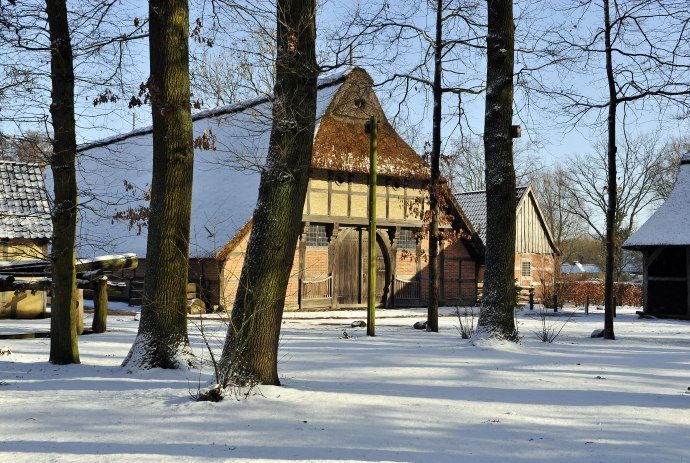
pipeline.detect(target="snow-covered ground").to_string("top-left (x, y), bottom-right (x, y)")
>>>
top-left (1, 306), bottom-right (690, 463)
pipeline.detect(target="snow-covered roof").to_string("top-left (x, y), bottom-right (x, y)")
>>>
top-left (560, 261), bottom-right (602, 275)
top-left (0, 161), bottom-right (52, 240)
top-left (624, 152), bottom-right (690, 249)
top-left (456, 187), bottom-right (528, 244)
top-left (73, 68), bottom-right (352, 258)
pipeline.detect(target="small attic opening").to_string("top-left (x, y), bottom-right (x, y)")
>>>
top-left (354, 98), bottom-right (366, 109)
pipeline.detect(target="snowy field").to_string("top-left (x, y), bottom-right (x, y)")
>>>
top-left (1, 306), bottom-right (690, 463)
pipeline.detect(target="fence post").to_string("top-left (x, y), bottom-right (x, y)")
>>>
top-left (529, 286), bottom-right (534, 310)
top-left (552, 294), bottom-right (558, 313)
top-left (584, 295), bottom-right (589, 316)
top-left (92, 277), bottom-right (108, 334)
top-left (128, 276), bottom-right (134, 307)
top-left (613, 296), bottom-right (617, 317)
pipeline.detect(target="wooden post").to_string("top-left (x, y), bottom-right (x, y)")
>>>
top-left (365, 116), bottom-right (378, 336)
top-left (92, 276), bottom-right (108, 333)
top-left (529, 286), bottom-right (534, 310)
top-left (128, 276), bottom-right (134, 307)
top-left (552, 294), bottom-right (558, 313)
top-left (76, 291), bottom-right (84, 335)
top-left (584, 295), bottom-right (589, 315)
top-left (613, 295), bottom-right (617, 317)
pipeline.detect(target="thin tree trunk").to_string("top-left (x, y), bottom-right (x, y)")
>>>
top-left (46, 0), bottom-right (80, 365)
top-left (219, 0), bottom-right (318, 386)
top-left (602, 0), bottom-right (616, 340)
top-left (427, 0), bottom-right (443, 333)
top-left (122, 0), bottom-right (195, 368)
top-left (475, 0), bottom-right (518, 341)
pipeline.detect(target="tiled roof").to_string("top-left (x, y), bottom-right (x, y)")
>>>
top-left (0, 161), bottom-right (52, 240)
top-left (456, 187), bottom-right (527, 244)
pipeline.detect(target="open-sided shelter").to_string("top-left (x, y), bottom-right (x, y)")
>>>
top-left (624, 152), bottom-right (690, 318)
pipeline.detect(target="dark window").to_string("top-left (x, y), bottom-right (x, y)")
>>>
top-left (306, 224), bottom-right (329, 247)
top-left (521, 260), bottom-right (532, 278)
top-left (399, 229), bottom-right (417, 251)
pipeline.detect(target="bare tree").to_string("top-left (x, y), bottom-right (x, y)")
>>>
top-left (218, 0), bottom-right (318, 387)
top-left (563, 134), bottom-right (671, 279)
top-left (534, 165), bottom-right (581, 259)
top-left (122, 0), bottom-right (196, 369)
top-left (45, 0), bottom-right (80, 365)
top-left (190, 26), bottom-right (275, 107)
top-left (528, 0), bottom-right (690, 339)
top-left (652, 136), bottom-right (690, 199)
top-left (330, 0), bottom-right (485, 332)
top-left (474, 0), bottom-right (519, 341)
top-left (443, 135), bottom-right (543, 193)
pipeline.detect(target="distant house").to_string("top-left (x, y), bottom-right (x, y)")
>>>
top-left (624, 152), bottom-right (690, 318)
top-left (561, 261), bottom-right (602, 277)
top-left (78, 67), bottom-right (484, 310)
top-left (457, 185), bottom-right (560, 296)
top-left (0, 161), bottom-right (52, 318)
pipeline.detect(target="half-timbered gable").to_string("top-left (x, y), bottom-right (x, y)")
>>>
top-left (217, 68), bottom-right (483, 310)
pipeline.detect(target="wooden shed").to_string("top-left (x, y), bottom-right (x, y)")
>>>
top-left (624, 152), bottom-right (690, 318)
top-left (0, 161), bottom-right (51, 318)
top-left (457, 185), bottom-right (560, 297)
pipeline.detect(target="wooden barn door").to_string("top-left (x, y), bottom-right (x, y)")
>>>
top-left (362, 232), bottom-right (390, 306)
top-left (333, 228), bottom-right (390, 307)
top-left (334, 228), bottom-right (361, 305)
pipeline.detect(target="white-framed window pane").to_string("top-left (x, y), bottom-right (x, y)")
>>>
top-left (306, 224), bottom-right (328, 247)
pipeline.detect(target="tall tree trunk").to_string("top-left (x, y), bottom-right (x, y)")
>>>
top-left (427, 0), bottom-right (443, 333)
top-left (122, 0), bottom-right (195, 368)
top-left (602, 0), bottom-right (616, 340)
top-left (475, 0), bottom-right (518, 341)
top-left (219, 0), bottom-right (318, 386)
top-left (46, 0), bottom-right (80, 365)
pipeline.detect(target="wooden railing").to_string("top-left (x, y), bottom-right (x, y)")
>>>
top-left (302, 274), bottom-right (332, 300)
top-left (477, 283), bottom-right (536, 309)
top-left (394, 277), bottom-right (420, 300)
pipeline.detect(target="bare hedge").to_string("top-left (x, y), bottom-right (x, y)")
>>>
top-left (558, 280), bottom-right (642, 306)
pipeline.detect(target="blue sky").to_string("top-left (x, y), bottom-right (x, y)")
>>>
top-left (2, 0), bottom-right (688, 171)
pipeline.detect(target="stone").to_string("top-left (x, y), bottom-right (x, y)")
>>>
top-left (187, 298), bottom-right (207, 315)
top-left (590, 328), bottom-right (605, 338)
top-left (413, 321), bottom-right (427, 330)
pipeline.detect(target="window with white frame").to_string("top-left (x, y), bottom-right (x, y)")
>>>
top-left (398, 229), bottom-right (417, 251)
top-left (521, 260), bottom-right (532, 279)
top-left (306, 224), bottom-right (329, 247)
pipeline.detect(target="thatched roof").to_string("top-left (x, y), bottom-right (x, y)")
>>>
top-left (75, 66), bottom-right (470, 259)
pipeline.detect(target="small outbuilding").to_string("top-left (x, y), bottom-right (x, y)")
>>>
top-left (624, 152), bottom-right (690, 318)
top-left (0, 160), bottom-right (52, 318)
top-left (457, 185), bottom-right (560, 296)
